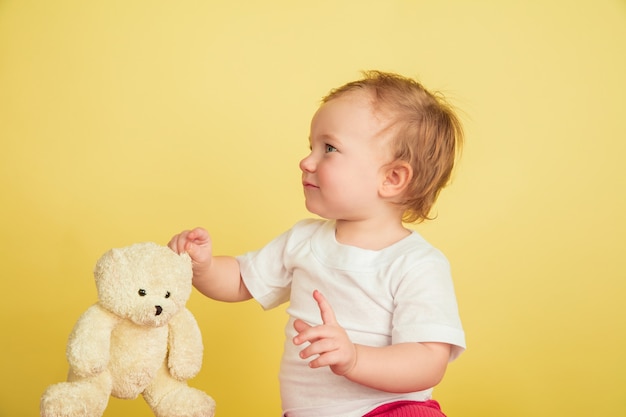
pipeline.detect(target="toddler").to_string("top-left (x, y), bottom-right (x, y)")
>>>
top-left (169, 70), bottom-right (466, 417)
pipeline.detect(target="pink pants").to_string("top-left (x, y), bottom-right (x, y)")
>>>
top-left (362, 400), bottom-right (447, 417)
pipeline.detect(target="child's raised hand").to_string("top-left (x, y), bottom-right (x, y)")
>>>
top-left (293, 290), bottom-right (358, 377)
top-left (167, 227), bottom-right (213, 266)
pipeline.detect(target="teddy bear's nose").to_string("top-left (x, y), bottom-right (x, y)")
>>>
top-left (155, 305), bottom-right (163, 316)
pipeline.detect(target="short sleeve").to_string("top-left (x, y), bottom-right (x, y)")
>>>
top-left (237, 220), bottom-right (322, 310)
top-left (392, 254), bottom-right (466, 361)
top-left (237, 230), bottom-right (293, 310)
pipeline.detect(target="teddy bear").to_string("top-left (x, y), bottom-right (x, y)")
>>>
top-left (40, 242), bottom-right (216, 417)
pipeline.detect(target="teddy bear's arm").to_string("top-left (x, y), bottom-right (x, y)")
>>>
top-left (167, 308), bottom-right (204, 380)
top-left (66, 303), bottom-right (119, 377)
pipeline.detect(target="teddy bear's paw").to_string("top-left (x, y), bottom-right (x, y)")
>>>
top-left (71, 357), bottom-right (107, 378)
top-left (41, 381), bottom-right (109, 417)
top-left (168, 361), bottom-right (201, 381)
top-left (151, 386), bottom-right (216, 417)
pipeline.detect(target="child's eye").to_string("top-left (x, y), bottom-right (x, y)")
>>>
top-left (325, 144), bottom-right (337, 153)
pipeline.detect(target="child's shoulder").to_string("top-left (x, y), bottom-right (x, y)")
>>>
top-left (396, 230), bottom-right (450, 267)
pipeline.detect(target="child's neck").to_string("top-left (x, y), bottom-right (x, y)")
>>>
top-left (334, 218), bottom-right (410, 250)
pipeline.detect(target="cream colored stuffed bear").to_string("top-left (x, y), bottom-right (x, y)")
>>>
top-left (40, 242), bottom-right (215, 417)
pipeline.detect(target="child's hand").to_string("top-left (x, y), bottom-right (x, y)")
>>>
top-left (293, 290), bottom-right (358, 376)
top-left (168, 227), bottom-right (213, 267)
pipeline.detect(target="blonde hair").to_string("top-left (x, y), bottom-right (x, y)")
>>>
top-left (323, 70), bottom-right (464, 223)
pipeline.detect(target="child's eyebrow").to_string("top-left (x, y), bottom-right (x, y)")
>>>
top-left (311, 133), bottom-right (341, 145)
top-left (308, 133), bottom-right (342, 151)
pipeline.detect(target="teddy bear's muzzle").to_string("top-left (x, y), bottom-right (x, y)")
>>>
top-left (155, 305), bottom-right (163, 316)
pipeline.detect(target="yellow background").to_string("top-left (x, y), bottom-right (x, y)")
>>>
top-left (1, 1), bottom-right (625, 416)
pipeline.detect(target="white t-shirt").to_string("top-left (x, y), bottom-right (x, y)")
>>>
top-left (237, 219), bottom-right (465, 417)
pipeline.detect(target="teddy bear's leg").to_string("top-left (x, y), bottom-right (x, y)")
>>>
top-left (40, 370), bottom-right (112, 417)
top-left (143, 364), bottom-right (216, 417)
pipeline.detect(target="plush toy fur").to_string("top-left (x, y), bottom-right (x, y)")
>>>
top-left (41, 242), bottom-right (215, 417)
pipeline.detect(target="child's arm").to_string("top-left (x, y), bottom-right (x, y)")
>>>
top-left (293, 290), bottom-right (450, 393)
top-left (341, 342), bottom-right (449, 393)
top-left (168, 227), bottom-right (252, 302)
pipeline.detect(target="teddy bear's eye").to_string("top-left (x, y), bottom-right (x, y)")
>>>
top-left (138, 289), bottom-right (147, 296)
top-left (165, 291), bottom-right (171, 298)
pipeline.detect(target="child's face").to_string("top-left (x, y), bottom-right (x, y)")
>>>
top-left (299, 90), bottom-right (392, 221)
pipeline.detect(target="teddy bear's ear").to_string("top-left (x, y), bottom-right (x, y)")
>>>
top-left (93, 249), bottom-right (110, 277)
top-left (93, 247), bottom-right (124, 279)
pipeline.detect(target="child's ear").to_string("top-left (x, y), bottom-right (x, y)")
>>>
top-left (379, 161), bottom-right (412, 198)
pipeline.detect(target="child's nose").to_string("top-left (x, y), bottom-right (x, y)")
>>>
top-left (299, 153), bottom-right (315, 173)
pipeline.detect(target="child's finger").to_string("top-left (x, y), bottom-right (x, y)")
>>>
top-left (313, 290), bottom-right (338, 326)
top-left (168, 231), bottom-right (190, 254)
top-left (187, 227), bottom-right (208, 244)
top-left (293, 319), bottom-right (326, 346)
top-left (293, 318), bottom-right (312, 334)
